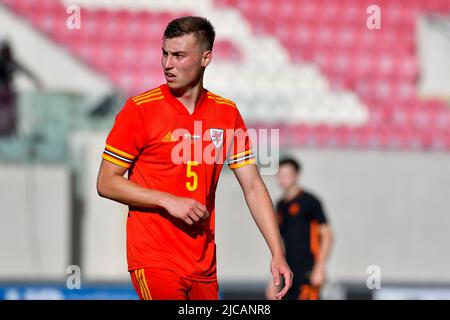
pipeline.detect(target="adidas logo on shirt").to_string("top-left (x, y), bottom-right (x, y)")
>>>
top-left (161, 132), bottom-right (177, 142)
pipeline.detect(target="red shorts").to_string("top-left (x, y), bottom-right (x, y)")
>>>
top-left (130, 268), bottom-right (219, 300)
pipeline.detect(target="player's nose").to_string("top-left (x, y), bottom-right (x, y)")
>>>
top-left (163, 56), bottom-right (174, 70)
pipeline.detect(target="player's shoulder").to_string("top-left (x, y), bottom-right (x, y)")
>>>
top-left (129, 86), bottom-right (164, 107)
top-left (206, 90), bottom-right (237, 110)
top-left (301, 189), bottom-right (322, 203)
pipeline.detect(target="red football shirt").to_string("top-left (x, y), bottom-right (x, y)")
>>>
top-left (102, 84), bottom-right (255, 282)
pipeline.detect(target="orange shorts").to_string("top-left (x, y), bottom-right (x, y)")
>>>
top-left (297, 284), bottom-right (320, 300)
top-left (130, 268), bottom-right (219, 300)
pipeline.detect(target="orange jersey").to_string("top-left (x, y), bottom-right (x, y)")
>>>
top-left (102, 84), bottom-right (255, 282)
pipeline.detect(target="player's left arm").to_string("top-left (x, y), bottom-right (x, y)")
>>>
top-left (233, 163), bottom-right (293, 300)
top-left (311, 224), bottom-right (334, 287)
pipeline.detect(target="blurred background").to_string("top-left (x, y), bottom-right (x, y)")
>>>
top-left (0, 0), bottom-right (450, 300)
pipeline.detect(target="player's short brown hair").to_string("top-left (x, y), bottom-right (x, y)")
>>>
top-left (163, 16), bottom-right (215, 51)
top-left (279, 157), bottom-right (302, 173)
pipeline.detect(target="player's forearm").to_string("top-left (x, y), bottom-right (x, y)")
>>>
top-left (97, 174), bottom-right (170, 209)
top-left (315, 228), bottom-right (333, 267)
top-left (242, 178), bottom-right (285, 258)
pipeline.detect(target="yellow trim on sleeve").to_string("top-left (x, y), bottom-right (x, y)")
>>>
top-left (229, 150), bottom-right (253, 160)
top-left (102, 153), bottom-right (131, 168)
top-left (229, 158), bottom-right (256, 169)
top-left (105, 144), bottom-right (135, 160)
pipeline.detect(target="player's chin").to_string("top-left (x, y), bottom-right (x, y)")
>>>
top-left (166, 79), bottom-right (181, 89)
top-left (166, 80), bottom-right (175, 87)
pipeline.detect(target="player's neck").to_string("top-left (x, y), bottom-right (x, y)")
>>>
top-left (170, 80), bottom-right (205, 114)
top-left (284, 185), bottom-right (301, 201)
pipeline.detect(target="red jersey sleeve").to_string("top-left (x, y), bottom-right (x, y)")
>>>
top-left (227, 109), bottom-right (256, 170)
top-left (102, 99), bottom-right (148, 169)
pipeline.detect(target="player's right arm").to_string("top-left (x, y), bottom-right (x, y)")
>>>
top-left (97, 159), bottom-right (208, 225)
top-left (266, 203), bottom-right (285, 300)
top-left (98, 97), bottom-right (207, 225)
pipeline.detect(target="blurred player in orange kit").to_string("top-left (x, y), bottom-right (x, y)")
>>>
top-left (96, 16), bottom-right (292, 300)
top-left (266, 158), bottom-right (333, 300)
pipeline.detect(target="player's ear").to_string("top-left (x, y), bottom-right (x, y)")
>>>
top-left (202, 50), bottom-right (212, 67)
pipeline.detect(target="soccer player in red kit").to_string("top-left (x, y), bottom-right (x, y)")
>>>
top-left (97, 16), bottom-right (292, 300)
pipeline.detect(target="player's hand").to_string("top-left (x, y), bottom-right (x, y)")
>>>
top-left (310, 264), bottom-right (325, 287)
top-left (270, 255), bottom-right (293, 300)
top-left (161, 194), bottom-right (209, 226)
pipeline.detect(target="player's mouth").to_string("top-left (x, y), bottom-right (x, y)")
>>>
top-left (165, 72), bottom-right (176, 81)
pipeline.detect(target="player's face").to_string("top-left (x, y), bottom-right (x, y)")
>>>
top-left (277, 165), bottom-right (299, 190)
top-left (161, 34), bottom-right (211, 90)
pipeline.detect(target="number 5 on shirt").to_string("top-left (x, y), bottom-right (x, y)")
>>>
top-left (186, 161), bottom-right (198, 191)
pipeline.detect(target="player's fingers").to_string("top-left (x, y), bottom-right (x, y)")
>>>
top-left (276, 283), bottom-right (288, 299)
top-left (197, 204), bottom-right (209, 219)
top-left (196, 205), bottom-right (209, 219)
top-left (276, 285), bottom-right (289, 300)
top-left (276, 271), bottom-right (293, 299)
top-left (184, 216), bottom-right (194, 225)
top-left (284, 270), bottom-right (293, 289)
top-left (189, 210), bottom-right (201, 222)
top-left (196, 203), bottom-right (209, 219)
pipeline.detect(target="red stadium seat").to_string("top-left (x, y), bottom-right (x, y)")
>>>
top-left (3, 0), bottom-right (450, 150)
